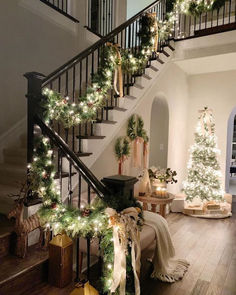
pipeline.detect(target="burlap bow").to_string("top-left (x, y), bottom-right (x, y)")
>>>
top-left (143, 141), bottom-right (149, 169)
top-left (133, 137), bottom-right (144, 168)
top-left (147, 12), bottom-right (159, 52)
top-left (106, 42), bottom-right (124, 98)
top-left (198, 107), bottom-right (214, 134)
top-left (118, 155), bottom-right (129, 175)
top-left (105, 207), bottom-right (141, 295)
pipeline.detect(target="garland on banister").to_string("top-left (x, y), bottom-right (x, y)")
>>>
top-left (29, 135), bottom-right (143, 294)
top-left (41, 14), bottom-right (157, 128)
top-left (159, 0), bottom-right (227, 40)
top-left (29, 13), bottom-right (158, 295)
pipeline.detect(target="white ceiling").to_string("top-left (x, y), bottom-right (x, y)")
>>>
top-left (174, 52), bottom-right (236, 75)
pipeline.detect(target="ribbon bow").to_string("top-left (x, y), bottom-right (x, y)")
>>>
top-left (105, 207), bottom-right (141, 295)
top-left (147, 12), bottom-right (159, 52)
top-left (106, 42), bottom-right (124, 98)
top-left (198, 107), bottom-right (214, 134)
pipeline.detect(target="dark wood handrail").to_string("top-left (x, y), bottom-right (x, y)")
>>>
top-left (42, 0), bottom-right (162, 86)
top-left (35, 115), bottom-right (110, 199)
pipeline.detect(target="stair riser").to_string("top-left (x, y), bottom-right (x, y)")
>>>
top-left (19, 134), bottom-right (27, 148)
top-left (0, 172), bottom-right (25, 186)
top-left (0, 234), bottom-right (11, 259)
top-left (4, 155), bottom-right (26, 166)
top-left (0, 261), bottom-right (48, 295)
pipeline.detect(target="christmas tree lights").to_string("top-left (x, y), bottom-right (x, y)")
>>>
top-left (183, 108), bottom-right (224, 203)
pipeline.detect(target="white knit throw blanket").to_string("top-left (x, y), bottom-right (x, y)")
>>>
top-left (143, 211), bottom-right (190, 283)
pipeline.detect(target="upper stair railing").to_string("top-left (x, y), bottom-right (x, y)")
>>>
top-left (173, 0), bottom-right (236, 39)
top-left (87, 0), bottom-right (114, 36)
top-left (40, 0), bottom-right (80, 22)
top-left (33, 0), bottom-right (167, 164)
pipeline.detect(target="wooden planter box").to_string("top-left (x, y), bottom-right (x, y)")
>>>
top-left (49, 234), bottom-right (73, 288)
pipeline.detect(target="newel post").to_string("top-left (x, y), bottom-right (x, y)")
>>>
top-left (101, 175), bottom-right (138, 200)
top-left (24, 72), bottom-right (45, 165)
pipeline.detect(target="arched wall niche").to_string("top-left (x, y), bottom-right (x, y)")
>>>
top-left (225, 106), bottom-right (236, 193)
top-left (149, 93), bottom-right (169, 169)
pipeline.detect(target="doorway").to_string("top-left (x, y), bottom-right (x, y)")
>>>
top-left (149, 95), bottom-right (169, 169)
top-left (225, 107), bottom-right (236, 194)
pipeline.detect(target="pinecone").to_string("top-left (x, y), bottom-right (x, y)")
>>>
top-left (82, 209), bottom-right (91, 217)
top-left (51, 202), bottom-right (57, 209)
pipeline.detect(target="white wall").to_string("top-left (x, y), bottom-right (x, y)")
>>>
top-left (91, 63), bottom-right (189, 195)
top-left (149, 96), bottom-right (169, 168)
top-left (0, 0), bottom-right (95, 138)
top-left (127, 0), bottom-right (154, 19)
top-left (186, 70), bottom-right (236, 192)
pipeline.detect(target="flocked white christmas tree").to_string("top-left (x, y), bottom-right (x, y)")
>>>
top-left (183, 107), bottom-right (224, 203)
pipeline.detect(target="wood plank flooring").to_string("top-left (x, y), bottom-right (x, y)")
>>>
top-left (141, 201), bottom-right (236, 295)
top-left (21, 201), bottom-right (236, 294)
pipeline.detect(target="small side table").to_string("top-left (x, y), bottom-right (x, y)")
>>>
top-left (137, 193), bottom-right (175, 218)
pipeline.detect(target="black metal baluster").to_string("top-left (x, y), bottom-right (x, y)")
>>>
top-left (103, 0), bottom-right (105, 36)
top-left (59, 151), bottom-right (62, 199)
top-left (211, 9), bottom-right (213, 27)
top-left (75, 172), bottom-right (82, 282)
top-left (189, 15), bottom-right (192, 37)
top-left (68, 162), bottom-right (72, 205)
top-left (87, 184), bottom-right (91, 280)
top-left (223, 2), bottom-right (226, 25)
top-left (88, 0), bottom-right (91, 29)
top-left (235, 0), bottom-right (236, 23)
top-left (111, 0), bottom-right (113, 32)
top-left (86, 57), bottom-right (88, 88)
top-left (106, 0), bottom-right (108, 35)
top-left (229, 0), bottom-right (232, 23)
top-left (72, 66), bottom-right (75, 152)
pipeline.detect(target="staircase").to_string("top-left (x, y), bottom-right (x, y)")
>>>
top-left (1, 0), bottom-right (236, 293)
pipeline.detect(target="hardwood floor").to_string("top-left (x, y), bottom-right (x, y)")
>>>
top-left (14, 201), bottom-right (236, 295)
top-left (141, 201), bottom-right (236, 295)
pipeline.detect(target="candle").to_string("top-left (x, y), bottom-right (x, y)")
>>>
top-left (156, 186), bottom-right (161, 196)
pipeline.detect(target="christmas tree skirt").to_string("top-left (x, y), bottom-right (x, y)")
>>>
top-left (184, 212), bottom-right (232, 219)
top-left (183, 202), bottom-right (232, 219)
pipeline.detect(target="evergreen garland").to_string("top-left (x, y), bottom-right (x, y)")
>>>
top-left (41, 13), bottom-right (158, 128)
top-left (127, 114), bottom-right (149, 142)
top-left (115, 137), bottom-right (131, 161)
top-left (30, 13), bottom-right (158, 294)
top-left (29, 135), bottom-right (142, 294)
top-left (160, 0), bottom-right (227, 40)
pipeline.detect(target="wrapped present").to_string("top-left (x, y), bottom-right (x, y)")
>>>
top-left (206, 204), bottom-right (221, 210)
top-left (208, 209), bottom-right (223, 214)
top-left (183, 207), bottom-right (205, 215)
top-left (70, 281), bottom-right (99, 295)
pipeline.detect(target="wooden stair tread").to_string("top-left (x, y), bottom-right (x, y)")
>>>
top-left (164, 44), bottom-right (175, 51)
top-left (76, 152), bottom-right (93, 157)
top-left (76, 135), bottom-right (106, 139)
top-left (0, 245), bottom-right (48, 289)
top-left (125, 95), bottom-right (136, 100)
top-left (156, 57), bottom-right (165, 64)
top-left (103, 106), bottom-right (127, 112)
top-left (54, 171), bottom-right (76, 179)
top-left (142, 74), bottom-right (152, 80)
top-left (161, 50), bottom-right (170, 57)
top-left (149, 65), bottom-right (159, 72)
top-left (133, 83), bottom-right (144, 89)
top-left (95, 119), bottom-right (117, 124)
